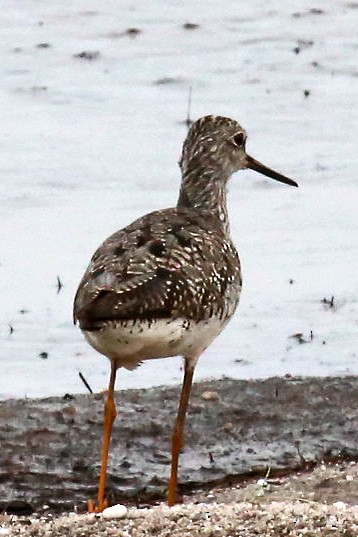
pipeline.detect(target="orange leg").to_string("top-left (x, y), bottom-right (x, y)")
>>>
top-left (88, 360), bottom-right (117, 513)
top-left (168, 358), bottom-right (195, 507)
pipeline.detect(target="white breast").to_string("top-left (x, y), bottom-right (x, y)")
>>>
top-left (83, 316), bottom-right (229, 370)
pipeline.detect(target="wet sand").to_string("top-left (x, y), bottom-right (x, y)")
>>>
top-left (1, 461), bottom-right (358, 536)
top-left (0, 375), bottom-right (357, 514)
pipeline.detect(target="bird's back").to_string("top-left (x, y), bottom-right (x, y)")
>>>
top-left (73, 206), bottom-right (241, 367)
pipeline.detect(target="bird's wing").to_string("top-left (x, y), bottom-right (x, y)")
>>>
top-left (73, 208), bottom-right (240, 330)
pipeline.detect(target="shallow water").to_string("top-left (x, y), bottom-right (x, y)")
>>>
top-left (1, 2), bottom-right (358, 398)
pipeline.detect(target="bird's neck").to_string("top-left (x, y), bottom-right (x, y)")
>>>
top-left (177, 167), bottom-right (230, 234)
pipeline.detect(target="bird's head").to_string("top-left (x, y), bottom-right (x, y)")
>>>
top-left (179, 115), bottom-right (298, 187)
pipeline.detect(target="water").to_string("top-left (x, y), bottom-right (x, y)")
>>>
top-left (1, 1), bottom-right (357, 398)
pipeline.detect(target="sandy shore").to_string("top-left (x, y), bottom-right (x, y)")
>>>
top-left (1, 461), bottom-right (357, 536)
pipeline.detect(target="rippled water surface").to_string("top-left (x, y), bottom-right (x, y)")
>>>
top-left (1, 1), bottom-right (357, 398)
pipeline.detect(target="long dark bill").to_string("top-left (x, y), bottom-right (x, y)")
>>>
top-left (246, 154), bottom-right (298, 187)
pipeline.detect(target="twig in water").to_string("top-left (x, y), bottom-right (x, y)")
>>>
top-left (294, 440), bottom-right (307, 463)
top-left (56, 275), bottom-right (63, 294)
top-left (185, 86), bottom-right (193, 128)
top-left (79, 371), bottom-right (93, 394)
top-left (321, 296), bottom-right (335, 308)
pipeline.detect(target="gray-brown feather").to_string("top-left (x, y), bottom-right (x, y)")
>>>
top-left (73, 206), bottom-right (241, 330)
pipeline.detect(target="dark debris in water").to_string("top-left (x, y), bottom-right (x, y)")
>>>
top-left (182, 22), bottom-right (200, 30)
top-left (36, 43), bottom-right (52, 49)
top-left (73, 51), bottom-right (100, 61)
top-left (56, 275), bottom-right (63, 294)
top-left (125, 27), bottom-right (141, 37)
top-left (154, 77), bottom-right (185, 86)
top-left (322, 295), bottom-right (335, 308)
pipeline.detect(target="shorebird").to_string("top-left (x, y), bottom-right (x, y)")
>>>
top-left (73, 115), bottom-right (298, 512)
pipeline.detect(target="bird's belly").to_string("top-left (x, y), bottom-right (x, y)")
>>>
top-left (83, 316), bottom-right (229, 370)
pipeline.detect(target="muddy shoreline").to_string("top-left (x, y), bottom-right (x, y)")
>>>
top-left (0, 376), bottom-right (357, 514)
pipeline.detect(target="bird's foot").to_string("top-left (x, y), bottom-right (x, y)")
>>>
top-left (88, 498), bottom-right (108, 513)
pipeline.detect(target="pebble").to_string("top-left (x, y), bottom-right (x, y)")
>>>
top-left (102, 504), bottom-right (128, 520)
top-left (0, 529), bottom-right (10, 535)
top-left (201, 390), bottom-right (219, 401)
top-left (333, 501), bottom-right (346, 511)
top-left (222, 422), bottom-right (234, 433)
top-left (168, 504), bottom-right (183, 513)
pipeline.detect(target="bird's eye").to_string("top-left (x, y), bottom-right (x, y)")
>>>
top-left (233, 132), bottom-right (245, 147)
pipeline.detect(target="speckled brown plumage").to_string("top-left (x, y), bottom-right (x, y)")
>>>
top-left (74, 207), bottom-right (241, 330)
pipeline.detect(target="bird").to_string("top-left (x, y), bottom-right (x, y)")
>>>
top-left (73, 114), bottom-right (298, 512)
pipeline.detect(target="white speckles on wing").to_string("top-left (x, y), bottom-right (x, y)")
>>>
top-left (95, 271), bottom-right (118, 289)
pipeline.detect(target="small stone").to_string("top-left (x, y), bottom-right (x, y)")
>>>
top-left (201, 390), bottom-right (219, 401)
top-left (102, 504), bottom-right (127, 519)
top-left (0, 529), bottom-right (10, 535)
top-left (168, 504), bottom-right (183, 513)
top-left (333, 501), bottom-right (346, 511)
top-left (222, 422), bottom-right (234, 433)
